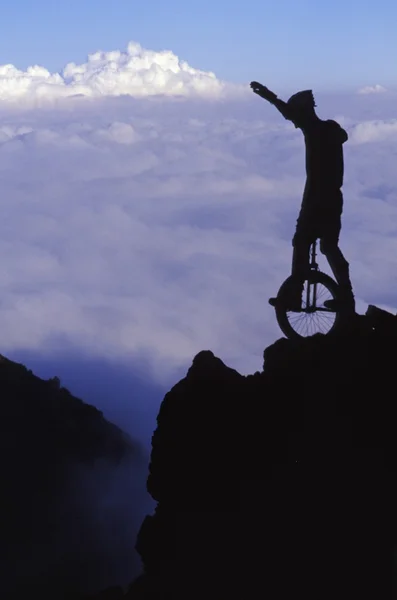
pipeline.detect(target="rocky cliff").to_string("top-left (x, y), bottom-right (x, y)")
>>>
top-left (127, 312), bottom-right (397, 598)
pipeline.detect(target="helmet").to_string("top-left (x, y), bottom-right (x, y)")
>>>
top-left (287, 90), bottom-right (316, 110)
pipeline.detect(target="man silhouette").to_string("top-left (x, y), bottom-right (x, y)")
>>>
top-left (250, 81), bottom-right (355, 314)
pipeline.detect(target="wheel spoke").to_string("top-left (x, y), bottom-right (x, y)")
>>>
top-left (284, 278), bottom-right (337, 338)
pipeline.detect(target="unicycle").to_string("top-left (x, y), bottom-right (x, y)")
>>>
top-left (272, 240), bottom-right (342, 339)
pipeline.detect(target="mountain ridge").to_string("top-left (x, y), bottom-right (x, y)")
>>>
top-left (0, 350), bottom-right (143, 599)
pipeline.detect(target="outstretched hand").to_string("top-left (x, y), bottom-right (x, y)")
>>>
top-left (250, 81), bottom-right (266, 94)
top-left (250, 81), bottom-right (277, 102)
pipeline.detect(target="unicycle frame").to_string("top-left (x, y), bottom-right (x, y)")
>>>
top-left (306, 240), bottom-right (320, 313)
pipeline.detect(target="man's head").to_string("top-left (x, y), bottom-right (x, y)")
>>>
top-left (287, 90), bottom-right (317, 127)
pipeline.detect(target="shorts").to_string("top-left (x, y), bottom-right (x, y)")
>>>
top-left (293, 189), bottom-right (343, 247)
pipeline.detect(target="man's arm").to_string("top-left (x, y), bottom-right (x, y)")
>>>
top-left (327, 119), bottom-right (348, 143)
top-left (250, 81), bottom-right (298, 122)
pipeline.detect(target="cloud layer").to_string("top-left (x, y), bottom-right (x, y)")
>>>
top-left (0, 41), bottom-right (245, 106)
top-left (0, 42), bottom-right (396, 391)
top-left (0, 91), bottom-right (396, 386)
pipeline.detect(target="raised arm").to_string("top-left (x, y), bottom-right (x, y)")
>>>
top-left (250, 81), bottom-right (301, 124)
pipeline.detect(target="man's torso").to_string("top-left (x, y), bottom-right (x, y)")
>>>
top-left (303, 119), bottom-right (345, 192)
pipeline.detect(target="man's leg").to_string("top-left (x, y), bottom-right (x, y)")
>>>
top-left (291, 235), bottom-right (311, 284)
top-left (320, 238), bottom-right (355, 312)
top-left (269, 226), bottom-right (311, 311)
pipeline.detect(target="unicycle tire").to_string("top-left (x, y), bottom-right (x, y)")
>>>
top-left (275, 271), bottom-right (342, 340)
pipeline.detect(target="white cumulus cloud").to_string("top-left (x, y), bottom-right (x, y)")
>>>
top-left (358, 84), bottom-right (387, 94)
top-left (0, 41), bottom-right (245, 106)
top-left (349, 119), bottom-right (397, 143)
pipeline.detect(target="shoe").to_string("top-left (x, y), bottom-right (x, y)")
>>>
top-left (323, 299), bottom-right (338, 311)
top-left (269, 296), bottom-right (302, 312)
top-left (324, 298), bottom-right (355, 314)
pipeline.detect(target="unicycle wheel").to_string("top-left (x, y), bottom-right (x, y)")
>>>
top-left (274, 271), bottom-right (341, 339)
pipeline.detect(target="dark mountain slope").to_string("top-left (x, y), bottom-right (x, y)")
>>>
top-left (0, 353), bottom-right (143, 599)
top-left (127, 312), bottom-right (397, 599)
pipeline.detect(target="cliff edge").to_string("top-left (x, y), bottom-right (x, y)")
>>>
top-left (128, 310), bottom-right (397, 598)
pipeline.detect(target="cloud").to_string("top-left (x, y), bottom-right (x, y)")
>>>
top-left (0, 43), bottom-right (396, 392)
top-left (349, 119), bottom-right (397, 143)
top-left (357, 84), bottom-right (387, 94)
top-left (0, 41), bottom-right (245, 106)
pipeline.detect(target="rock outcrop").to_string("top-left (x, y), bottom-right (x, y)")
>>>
top-left (128, 314), bottom-right (397, 598)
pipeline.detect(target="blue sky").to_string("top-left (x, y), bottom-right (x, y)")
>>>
top-left (1, 0), bottom-right (396, 92)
